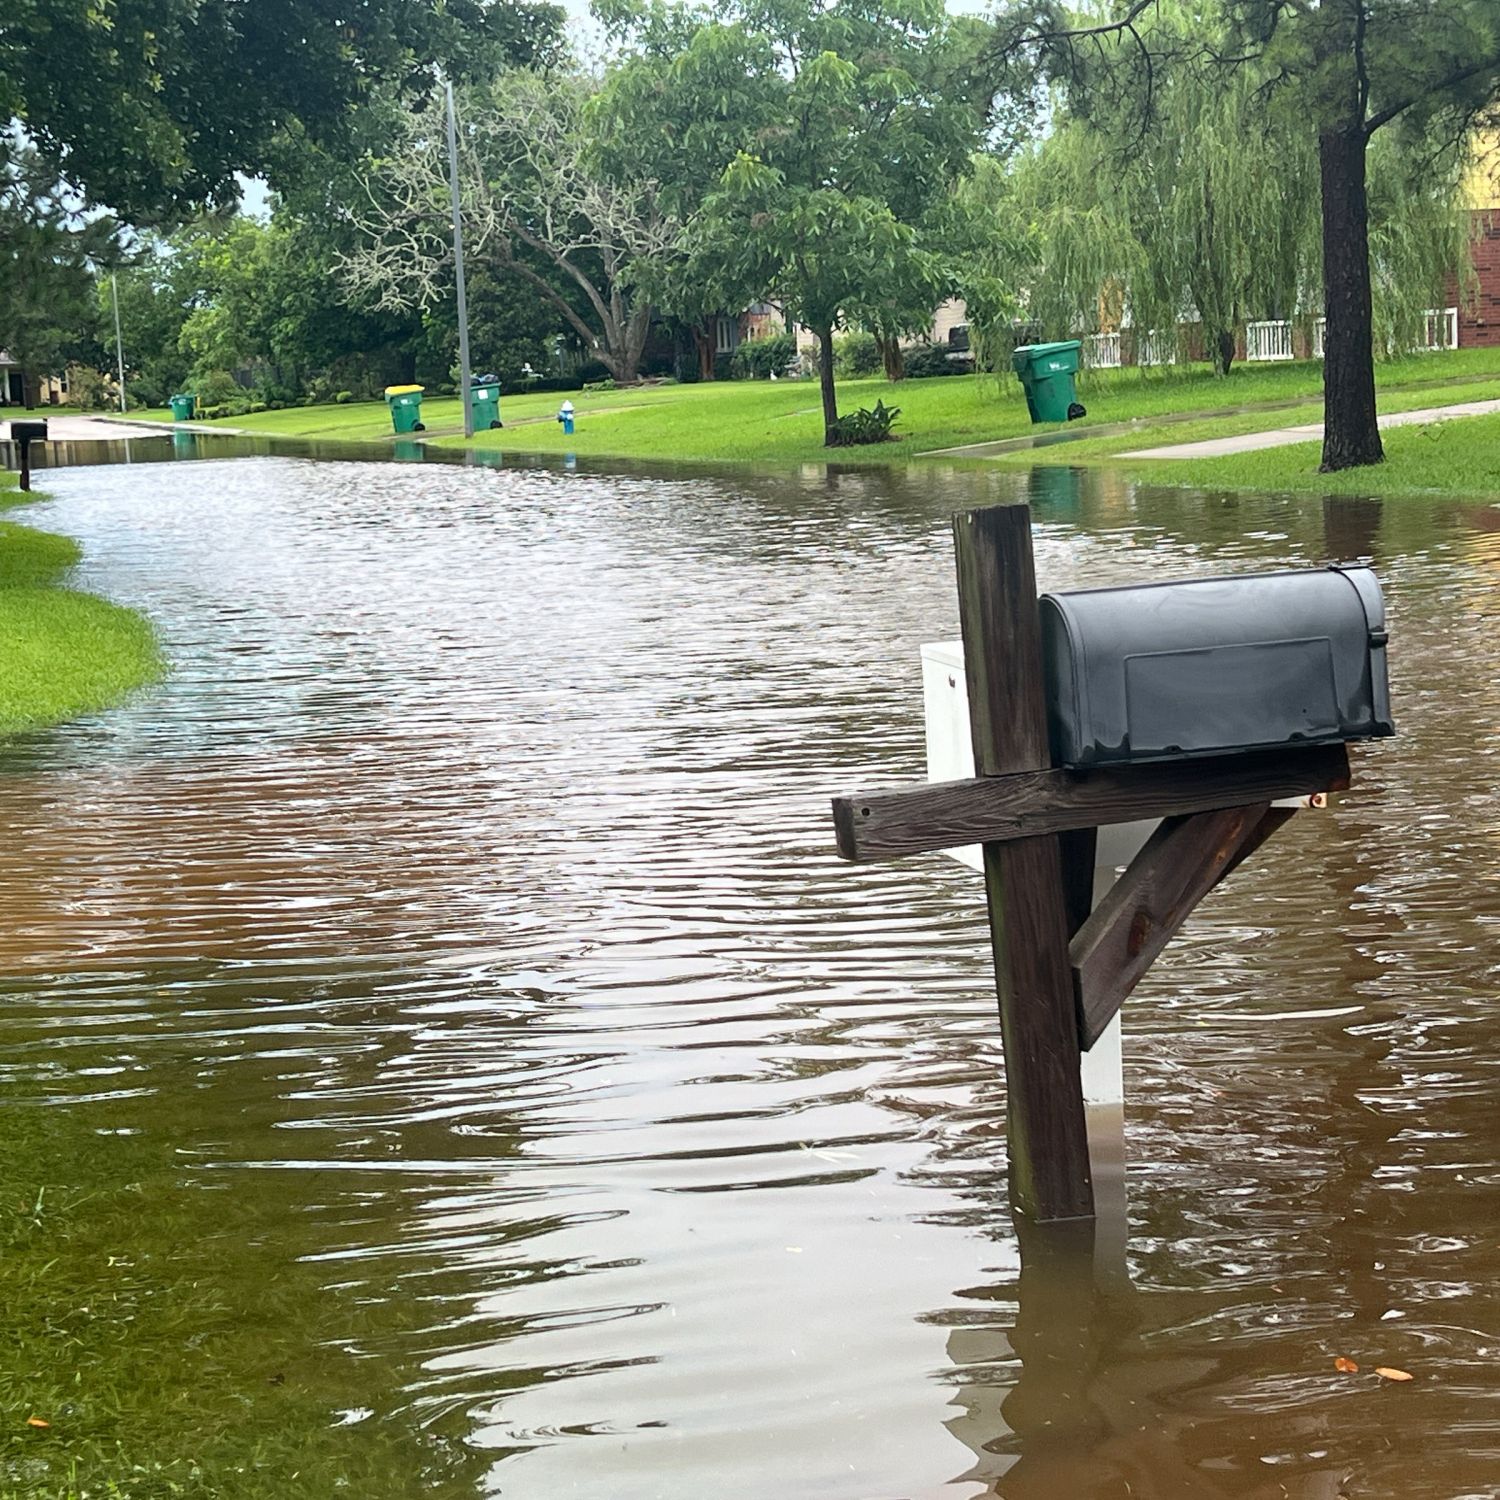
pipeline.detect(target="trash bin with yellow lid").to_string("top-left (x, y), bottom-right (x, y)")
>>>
top-left (384, 384), bottom-right (426, 434)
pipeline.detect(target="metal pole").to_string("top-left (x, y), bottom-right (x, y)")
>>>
top-left (111, 274), bottom-right (127, 413)
top-left (445, 82), bottom-right (474, 440)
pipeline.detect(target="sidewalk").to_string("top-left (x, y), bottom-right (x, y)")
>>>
top-left (2, 414), bottom-right (171, 441)
top-left (1120, 397), bottom-right (1500, 459)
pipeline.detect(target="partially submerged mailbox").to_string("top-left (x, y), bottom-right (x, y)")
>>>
top-left (1039, 565), bottom-right (1393, 769)
top-left (9, 418), bottom-right (48, 492)
top-left (832, 507), bottom-right (1395, 1224)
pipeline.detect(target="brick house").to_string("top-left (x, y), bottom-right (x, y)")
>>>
top-left (1454, 143), bottom-right (1500, 348)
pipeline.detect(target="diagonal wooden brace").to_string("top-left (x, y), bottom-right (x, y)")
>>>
top-left (1070, 802), bottom-right (1275, 1049)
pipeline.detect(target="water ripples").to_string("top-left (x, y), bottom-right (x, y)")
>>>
top-left (2, 456), bottom-right (1499, 1497)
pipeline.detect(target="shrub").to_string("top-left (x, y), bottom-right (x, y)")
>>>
top-left (582, 377), bottom-right (616, 392)
top-left (64, 364), bottom-right (113, 411)
top-left (833, 331), bottom-right (881, 377)
top-left (731, 332), bottom-right (797, 381)
top-left (193, 369), bottom-right (242, 408)
top-left (334, 390), bottom-right (354, 404)
top-left (577, 360), bottom-right (611, 384)
top-left (826, 399), bottom-right (901, 446)
top-left (128, 376), bottom-right (168, 411)
top-left (902, 344), bottom-right (966, 379)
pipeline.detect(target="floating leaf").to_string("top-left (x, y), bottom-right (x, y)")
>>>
top-left (1334, 1356), bottom-right (1359, 1373)
top-left (26, 1417), bottom-right (49, 1429)
top-left (1374, 1367), bottom-right (1414, 1382)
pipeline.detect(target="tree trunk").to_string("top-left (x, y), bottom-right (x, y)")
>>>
top-left (1319, 123), bottom-right (1383, 471)
top-left (876, 332), bottom-right (905, 381)
top-left (817, 325), bottom-right (839, 444)
top-left (694, 325), bottom-right (715, 381)
top-left (1210, 328), bottom-right (1235, 377)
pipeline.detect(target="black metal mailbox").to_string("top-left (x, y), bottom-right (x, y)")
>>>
top-left (1039, 566), bottom-right (1393, 768)
top-left (10, 420), bottom-right (48, 444)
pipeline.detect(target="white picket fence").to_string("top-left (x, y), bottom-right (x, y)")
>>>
top-left (1313, 306), bottom-right (1458, 359)
top-left (1137, 329), bottom-right (1177, 366)
top-left (1246, 320), bottom-right (1294, 362)
top-left (1086, 332), bottom-right (1123, 369)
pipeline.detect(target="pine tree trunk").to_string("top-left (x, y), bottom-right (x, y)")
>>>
top-left (817, 325), bottom-right (839, 444)
top-left (1319, 123), bottom-right (1383, 471)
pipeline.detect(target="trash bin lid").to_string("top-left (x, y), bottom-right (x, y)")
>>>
top-left (1015, 341), bottom-right (1082, 359)
top-left (384, 384), bottom-right (424, 396)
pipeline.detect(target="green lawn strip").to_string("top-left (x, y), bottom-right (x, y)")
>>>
top-left (0, 1092), bottom-right (488, 1500)
top-left (0, 474), bottom-right (163, 735)
top-left (1120, 410), bottom-right (1500, 499)
top-left (109, 346), bottom-right (1500, 466)
top-left (982, 376), bottom-right (1500, 468)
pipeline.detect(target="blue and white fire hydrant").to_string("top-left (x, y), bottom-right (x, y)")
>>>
top-left (557, 400), bottom-right (575, 436)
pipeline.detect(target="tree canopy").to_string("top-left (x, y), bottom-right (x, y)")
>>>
top-left (0, 0), bottom-right (565, 220)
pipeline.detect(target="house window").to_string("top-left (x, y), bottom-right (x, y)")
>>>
top-left (715, 317), bottom-right (739, 355)
top-left (1422, 307), bottom-right (1459, 351)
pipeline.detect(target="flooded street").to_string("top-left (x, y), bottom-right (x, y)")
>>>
top-left (4, 454), bottom-right (1500, 1497)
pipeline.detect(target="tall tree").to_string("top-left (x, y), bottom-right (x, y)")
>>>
top-left (0, 0), bottom-right (564, 222)
top-left (600, 0), bottom-right (986, 442)
top-left (992, 0), bottom-right (1500, 469)
top-left (341, 72), bottom-right (678, 383)
top-left (0, 142), bottom-right (119, 405)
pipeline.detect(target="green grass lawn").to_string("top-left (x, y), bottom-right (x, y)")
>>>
top-left (1, 1090), bottom-right (489, 1500)
top-left (0, 473), bottom-right (162, 735)
top-left (1119, 409), bottom-right (1500, 499)
top-left (114, 346), bottom-right (1500, 472)
top-left (975, 376), bottom-right (1500, 468)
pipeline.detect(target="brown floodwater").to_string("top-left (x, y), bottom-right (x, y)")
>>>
top-left (4, 454), bottom-right (1500, 1497)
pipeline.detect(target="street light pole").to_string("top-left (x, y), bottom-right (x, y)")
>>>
top-left (110, 274), bottom-right (127, 414)
top-left (445, 81), bottom-right (474, 440)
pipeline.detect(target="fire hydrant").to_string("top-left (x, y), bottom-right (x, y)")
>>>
top-left (557, 400), bottom-right (575, 436)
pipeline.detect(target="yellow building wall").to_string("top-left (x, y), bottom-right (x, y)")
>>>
top-left (1464, 130), bottom-right (1500, 210)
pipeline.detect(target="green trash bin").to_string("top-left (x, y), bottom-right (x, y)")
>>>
top-left (1010, 341), bottom-right (1085, 424)
top-left (470, 380), bottom-right (502, 430)
top-left (384, 384), bottom-right (426, 434)
top-left (169, 393), bottom-right (196, 422)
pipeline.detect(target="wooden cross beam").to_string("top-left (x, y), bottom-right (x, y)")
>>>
top-left (829, 504), bottom-right (1353, 1225)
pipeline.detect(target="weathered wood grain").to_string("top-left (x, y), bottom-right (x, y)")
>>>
top-left (1071, 803), bottom-right (1272, 1049)
top-left (1215, 805), bottom-right (1298, 887)
top-left (954, 504), bottom-right (1094, 1224)
top-left (953, 505), bottom-right (1050, 777)
top-left (831, 743), bottom-right (1350, 863)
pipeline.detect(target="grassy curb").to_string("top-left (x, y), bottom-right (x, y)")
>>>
top-left (0, 472), bottom-right (163, 736)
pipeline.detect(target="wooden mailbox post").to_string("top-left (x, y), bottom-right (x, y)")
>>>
top-left (831, 505), bottom-right (1360, 1224)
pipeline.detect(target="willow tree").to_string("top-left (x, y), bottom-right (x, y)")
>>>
top-left (992, 0), bottom-right (1500, 469)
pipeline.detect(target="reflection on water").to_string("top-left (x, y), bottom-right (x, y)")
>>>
top-left (4, 455), bottom-right (1500, 1497)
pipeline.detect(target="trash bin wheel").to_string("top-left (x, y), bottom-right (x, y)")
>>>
top-left (490, 420), bottom-right (503, 429)
top-left (413, 422), bottom-right (426, 432)
top-left (1066, 402), bottom-right (1087, 421)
